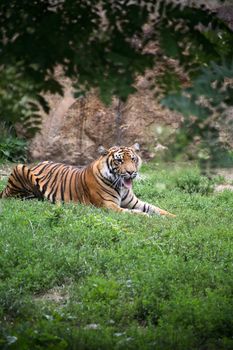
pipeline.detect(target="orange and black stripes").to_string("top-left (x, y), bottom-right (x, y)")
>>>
top-left (0, 146), bottom-right (176, 217)
top-left (0, 164), bottom-right (42, 200)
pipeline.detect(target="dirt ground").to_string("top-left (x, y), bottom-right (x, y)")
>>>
top-left (216, 168), bottom-right (233, 183)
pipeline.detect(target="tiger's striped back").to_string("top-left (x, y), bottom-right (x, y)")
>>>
top-left (30, 161), bottom-right (98, 204)
top-left (0, 159), bottom-right (121, 207)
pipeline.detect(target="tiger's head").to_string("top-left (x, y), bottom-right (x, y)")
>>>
top-left (98, 144), bottom-right (142, 189)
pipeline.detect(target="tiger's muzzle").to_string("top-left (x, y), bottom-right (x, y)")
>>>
top-left (121, 172), bottom-right (137, 189)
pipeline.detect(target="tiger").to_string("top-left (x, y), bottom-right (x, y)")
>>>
top-left (0, 144), bottom-right (175, 217)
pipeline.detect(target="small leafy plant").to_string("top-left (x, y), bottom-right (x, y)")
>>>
top-left (175, 170), bottom-right (213, 195)
top-left (0, 136), bottom-right (27, 163)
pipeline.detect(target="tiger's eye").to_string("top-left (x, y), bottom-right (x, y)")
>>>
top-left (131, 155), bottom-right (136, 162)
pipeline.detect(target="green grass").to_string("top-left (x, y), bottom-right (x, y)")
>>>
top-left (0, 162), bottom-right (233, 350)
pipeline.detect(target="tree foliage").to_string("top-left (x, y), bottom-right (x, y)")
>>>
top-left (0, 0), bottom-right (233, 153)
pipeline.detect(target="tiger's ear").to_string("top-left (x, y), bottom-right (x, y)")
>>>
top-left (131, 143), bottom-right (140, 152)
top-left (98, 145), bottom-right (108, 156)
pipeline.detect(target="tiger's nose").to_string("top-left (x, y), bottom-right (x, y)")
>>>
top-left (127, 171), bottom-right (136, 178)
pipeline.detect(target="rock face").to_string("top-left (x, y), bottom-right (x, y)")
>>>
top-left (29, 73), bottom-right (181, 165)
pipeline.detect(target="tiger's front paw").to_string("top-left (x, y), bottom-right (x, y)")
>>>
top-left (154, 207), bottom-right (176, 218)
top-left (132, 209), bottom-right (150, 217)
top-left (160, 209), bottom-right (176, 218)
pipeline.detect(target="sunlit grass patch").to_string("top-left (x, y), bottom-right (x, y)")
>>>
top-left (0, 161), bottom-right (233, 349)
